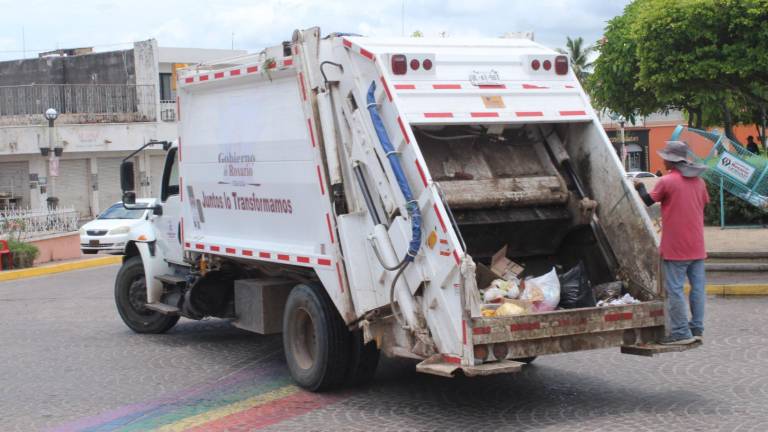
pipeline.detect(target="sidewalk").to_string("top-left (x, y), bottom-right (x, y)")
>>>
top-left (0, 255), bottom-right (121, 282)
top-left (705, 226), bottom-right (768, 254)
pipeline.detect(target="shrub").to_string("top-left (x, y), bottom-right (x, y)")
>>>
top-left (705, 182), bottom-right (768, 226)
top-left (7, 240), bottom-right (39, 269)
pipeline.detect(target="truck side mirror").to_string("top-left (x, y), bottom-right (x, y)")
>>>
top-left (123, 191), bottom-right (137, 205)
top-left (120, 161), bottom-right (135, 192)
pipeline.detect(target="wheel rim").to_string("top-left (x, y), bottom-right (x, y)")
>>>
top-left (127, 274), bottom-right (153, 317)
top-left (291, 307), bottom-right (317, 370)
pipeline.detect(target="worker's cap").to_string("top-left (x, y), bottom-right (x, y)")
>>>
top-left (657, 141), bottom-right (706, 177)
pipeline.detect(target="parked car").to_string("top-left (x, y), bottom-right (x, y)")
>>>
top-left (625, 171), bottom-right (658, 179)
top-left (79, 199), bottom-right (154, 254)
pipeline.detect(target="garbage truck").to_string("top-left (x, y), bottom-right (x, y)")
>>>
top-left (115, 27), bottom-right (697, 391)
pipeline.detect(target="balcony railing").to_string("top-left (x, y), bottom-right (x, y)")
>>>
top-left (160, 100), bottom-right (177, 122)
top-left (0, 84), bottom-right (157, 124)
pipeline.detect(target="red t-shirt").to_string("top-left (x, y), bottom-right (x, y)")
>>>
top-left (650, 169), bottom-right (709, 260)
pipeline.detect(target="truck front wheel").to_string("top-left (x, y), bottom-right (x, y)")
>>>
top-left (115, 256), bottom-right (179, 334)
top-left (283, 283), bottom-right (350, 391)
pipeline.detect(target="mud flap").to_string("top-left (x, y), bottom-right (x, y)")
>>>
top-left (621, 340), bottom-right (702, 357)
top-left (416, 355), bottom-right (525, 378)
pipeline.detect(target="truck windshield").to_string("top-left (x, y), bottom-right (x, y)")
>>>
top-left (98, 204), bottom-right (146, 220)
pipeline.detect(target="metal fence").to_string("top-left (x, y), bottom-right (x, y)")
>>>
top-left (0, 84), bottom-right (156, 122)
top-left (160, 100), bottom-right (177, 122)
top-left (0, 207), bottom-right (80, 241)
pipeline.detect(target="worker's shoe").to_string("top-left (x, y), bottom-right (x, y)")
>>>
top-left (659, 335), bottom-right (697, 345)
top-left (691, 328), bottom-right (704, 341)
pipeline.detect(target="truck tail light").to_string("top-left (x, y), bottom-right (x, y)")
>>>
top-left (410, 58), bottom-right (420, 70)
top-left (555, 55), bottom-right (569, 75)
top-left (531, 59), bottom-right (540, 70)
top-left (391, 54), bottom-right (407, 75)
top-left (422, 59), bottom-right (433, 70)
top-left (543, 60), bottom-right (552, 71)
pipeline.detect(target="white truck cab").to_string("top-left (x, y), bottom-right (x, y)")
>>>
top-left (114, 28), bottom-right (696, 391)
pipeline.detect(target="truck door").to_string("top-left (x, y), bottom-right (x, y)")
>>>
top-left (155, 148), bottom-right (184, 264)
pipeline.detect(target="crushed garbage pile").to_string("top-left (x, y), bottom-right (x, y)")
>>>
top-left (479, 245), bottom-right (642, 318)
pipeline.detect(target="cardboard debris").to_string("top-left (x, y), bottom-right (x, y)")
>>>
top-left (491, 245), bottom-right (524, 280)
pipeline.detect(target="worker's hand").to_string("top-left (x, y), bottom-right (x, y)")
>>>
top-left (633, 180), bottom-right (643, 191)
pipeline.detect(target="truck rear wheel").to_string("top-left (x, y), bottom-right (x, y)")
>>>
top-left (115, 256), bottom-right (180, 334)
top-left (345, 329), bottom-right (380, 387)
top-left (283, 283), bottom-right (350, 391)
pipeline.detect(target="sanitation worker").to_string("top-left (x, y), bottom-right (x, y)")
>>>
top-left (633, 141), bottom-right (708, 345)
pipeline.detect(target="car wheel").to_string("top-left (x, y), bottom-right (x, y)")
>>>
top-left (115, 256), bottom-right (179, 334)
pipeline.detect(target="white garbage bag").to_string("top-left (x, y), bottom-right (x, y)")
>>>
top-left (521, 267), bottom-right (560, 312)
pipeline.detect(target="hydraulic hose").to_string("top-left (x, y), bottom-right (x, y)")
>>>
top-left (366, 81), bottom-right (422, 262)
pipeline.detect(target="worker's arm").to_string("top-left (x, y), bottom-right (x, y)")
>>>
top-left (633, 181), bottom-right (656, 207)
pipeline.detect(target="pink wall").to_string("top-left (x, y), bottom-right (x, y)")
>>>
top-left (30, 233), bottom-right (81, 264)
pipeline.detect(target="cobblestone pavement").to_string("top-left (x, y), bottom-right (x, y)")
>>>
top-left (1, 266), bottom-right (767, 431)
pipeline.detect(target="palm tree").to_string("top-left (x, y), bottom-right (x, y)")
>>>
top-left (556, 36), bottom-right (595, 83)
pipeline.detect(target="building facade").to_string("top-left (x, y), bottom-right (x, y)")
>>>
top-left (0, 41), bottom-right (245, 218)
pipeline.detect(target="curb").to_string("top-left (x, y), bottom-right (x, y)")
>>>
top-left (0, 255), bottom-right (122, 282)
top-left (685, 284), bottom-right (768, 296)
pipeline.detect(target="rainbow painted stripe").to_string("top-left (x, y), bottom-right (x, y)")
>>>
top-left (49, 362), bottom-right (346, 431)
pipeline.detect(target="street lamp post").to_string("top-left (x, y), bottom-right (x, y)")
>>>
top-left (43, 108), bottom-right (61, 209)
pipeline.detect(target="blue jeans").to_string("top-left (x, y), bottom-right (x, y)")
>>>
top-left (663, 259), bottom-right (706, 339)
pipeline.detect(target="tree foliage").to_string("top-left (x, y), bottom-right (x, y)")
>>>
top-left (588, 0), bottom-right (768, 139)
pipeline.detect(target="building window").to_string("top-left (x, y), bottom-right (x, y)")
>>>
top-left (159, 73), bottom-right (173, 101)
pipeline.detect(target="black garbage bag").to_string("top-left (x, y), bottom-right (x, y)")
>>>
top-left (593, 281), bottom-right (624, 301)
top-left (558, 261), bottom-right (596, 309)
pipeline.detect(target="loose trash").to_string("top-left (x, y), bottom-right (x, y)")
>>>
top-left (597, 293), bottom-right (640, 307)
top-left (521, 267), bottom-right (560, 312)
top-left (490, 245), bottom-right (524, 280)
top-left (558, 261), bottom-right (596, 309)
top-left (593, 281), bottom-right (624, 302)
top-left (480, 299), bottom-right (533, 317)
top-left (483, 287), bottom-right (506, 303)
top-left (490, 278), bottom-right (521, 299)
top-left (495, 301), bottom-right (528, 317)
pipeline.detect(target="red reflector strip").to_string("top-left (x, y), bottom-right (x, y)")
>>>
top-left (307, 118), bottom-right (316, 147)
top-left (380, 76), bottom-right (393, 102)
top-left (210, 245), bottom-right (220, 252)
top-left (299, 73), bottom-right (307, 101)
top-left (433, 84), bottom-right (461, 89)
top-left (259, 252), bottom-right (270, 259)
top-left (424, 112), bottom-right (453, 118)
top-left (246, 66), bottom-right (258, 73)
top-left (318, 258), bottom-right (332, 266)
top-left (359, 48), bottom-right (374, 60)
top-left (277, 254), bottom-right (290, 261)
top-left (453, 250), bottom-right (461, 266)
top-left (415, 160), bottom-right (428, 187)
top-left (559, 110), bottom-right (587, 116)
top-left (510, 322), bottom-right (541, 332)
top-left (342, 39), bottom-right (352, 48)
top-left (394, 84), bottom-right (416, 90)
top-left (225, 247), bottom-right (236, 254)
top-left (565, 85), bottom-right (575, 88)
top-left (397, 116), bottom-right (410, 144)
top-left (199, 75), bottom-right (209, 81)
top-left (230, 69), bottom-right (241, 76)
top-left (242, 250), bottom-right (254, 257)
top-left (478, 84), bottom-right (506, 89)
top-left (297, 256), bottom-right (310, 264)
top-left (470, 112), bottom-right (499, 118)
top-left (214, 72), bottom-right (224, 79)
top-left (462, 320), bottom-right (467, 344)
top-left (472, 326), bottom-right (491, 335)
top-left (283, 58), bottom-right (293, 66)
top-left (443, 355), bottom-right (461, 364)
top-left (185, 242), bottom-right (191, 248)
top-left (184, 77), bottom-right (194, 83)
top-left (433, 204), bottom-right (447, 232)
top-left (267, 61), bottom-right (276, 69)
top-left (195, 243), bottom-right (205, 250)
top-left (325, 213), bottom-right (335, 243)
top-left (522, 84), bottom-right (548, 89)
top-left (650, 309), bottom-right (664, 317)
top-left (316, 165), bottom-right (325, 195)
top-left (604, 312), bottom-right (633, 322)
top-left (516, 111), bottom-right (544, 117)
top-left (179, 176), bottom-right (183, 201)
top-left (336, 262), bottom-right (345, 293)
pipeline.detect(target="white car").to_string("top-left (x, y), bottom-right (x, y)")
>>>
top-left (79, 199), bottom-right (155, 254)
top-left (625, 171), bottom-right (658, 179)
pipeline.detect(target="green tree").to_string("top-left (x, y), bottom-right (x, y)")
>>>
top-left (556, 36), bottom-right (594, 83)
top-left (589, 0), bottom-right (768, 143)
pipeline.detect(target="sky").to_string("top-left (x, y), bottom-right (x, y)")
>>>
top-left (0, 0), bottom-right (631, 61)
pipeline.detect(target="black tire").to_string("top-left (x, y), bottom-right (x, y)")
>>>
top-left (115, 256), bottom-right (179, 334)
top-left (82, 250), bottom-right (98, 255)
top-left (283, 283), bottom-right (350, 392)
top-left (345, 329), bottom-right (380, 387)
top-left (514, 356), bottom-right (537, 364)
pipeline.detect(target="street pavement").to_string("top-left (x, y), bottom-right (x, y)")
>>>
top-left (1, 266), bottom-right (767, 431)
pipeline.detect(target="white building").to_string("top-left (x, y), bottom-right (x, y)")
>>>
top-left (0, 41), bottom-right (246, 218)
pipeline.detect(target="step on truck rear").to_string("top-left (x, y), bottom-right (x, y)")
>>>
top-left (114, 27), bottom-right (696, 391)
